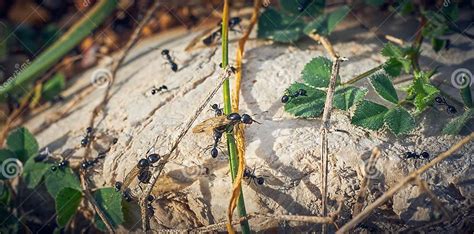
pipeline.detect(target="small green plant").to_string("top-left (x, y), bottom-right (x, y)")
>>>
top-left (0, 127), bottom-right (123, 232)
top-left (258, 0), bottom-right (350, 43)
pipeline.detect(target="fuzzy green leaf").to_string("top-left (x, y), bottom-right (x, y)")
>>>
top-left (301, 56), bottom-right (338, 87)
top-left (284, 83), bottom-right (326, 117)
top-left (381, 43), bottom-right (411, 73)
top-left (408, 78), bottom-right (440, 113)
top-left (56, 188), bottom-right (82, 227)
top-left (93, 187), bottom-right (124, 231)
top-left (42, 72), bottom-right (66, 101)
top-left (303, 6), bottom-right (350, 36)
top-left (370, 73), bottom-right (399, 104)
top-left (442, 109), bottom-right (474, 135)
top-left (279, 0), bottom-right (325, 16)
top-left (460, 85), bottom-right (473, 108)
top-left (384, 107), bottom-right (415, 136)
top-left (22, 157), bottom-right (50, 189)
top-left (257, 8), bottom-right (305, 43)
top-left (6, 127), bottom-right (38, 162)
top-left (333, 86), bottom-right (367, 110)
top-left (45, 167), bottom-right (81, 198)
top-left (351, 100), bottom-right (389, 130)
top-left (383, 58), bottom-right (403, 77)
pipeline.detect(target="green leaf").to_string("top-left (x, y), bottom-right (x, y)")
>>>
top-left (407, 78), bottom-right (440, 113)
top-left (22, 157), bottom-right (50, 189)
top-left (93, 187), bottom-right (124, 231)
top-left (460, 85), bottom-right (473, 108)
top-left (45, 167), bottom-right (81, 198)
top-left (279, 0), bottom-right (325, 16)
top-left (0, 181), bottom-right (11, 205)
top-left (383, 58), bottom-right (403, 77)
top-left (55, 188), bottom-right (82, 227)
top-left (0, 206), bottom-right (19, 233)
top-left (284, 83), bottom-right (326, 117)
top-left (6, 127), bottom-right (38, 162)
top-left (381, 43), bottom-right (411, 73)
top-left (333, 86), bottom-right (367, 110)
top-left (431, 37), bottom-right (446, 52)
top-left (301, 56), bottom-right (338, 87)
top-left (0, 149), bottom-right (21, 180)
top-left (257, 8), bottom-right (305, 43)
top-left (303, 6), bottom-right (350, 36)
top-left (384, 107), bottom-right (415, 136)
top-left (442, 109), bottom-right (474, 135)
top-left (365, 0), bottom-right (384, 6)
top-left (370, 73), bottom-right (399, 104)
top-left (42, 72), bottom-right (66, 101)
top-left (351, 100), bottom-right (389, 130)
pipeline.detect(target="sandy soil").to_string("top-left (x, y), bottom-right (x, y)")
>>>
top-left (24, 9), bottom-right (473, 232)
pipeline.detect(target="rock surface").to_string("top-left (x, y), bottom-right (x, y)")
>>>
top-left (25, 9), bottom-right (473, 232)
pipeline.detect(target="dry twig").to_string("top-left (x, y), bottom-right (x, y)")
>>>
top-left (352, 147), bottom-right (381, 217)
top-left (337, 132), bottom-right (474, 233)
top-left (320, 56), bottom-right (343, 233)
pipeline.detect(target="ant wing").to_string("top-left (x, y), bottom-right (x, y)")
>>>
top-left (122, 166), bottom-right (140, 190)
top-left (258, 170), bottom-right (286, 187)
top-left (192, 116), bottom-right (229, 133)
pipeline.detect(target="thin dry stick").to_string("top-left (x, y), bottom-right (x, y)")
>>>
top-left (320, 57), bottom-right (343, 234)
top-left (78, 2), bottom-right (162, 231)
top-left (140, 68), bottom-right (235, 231)
top-left (80, 174), bottom-right (115, 233)
top-left (337, 132), bottom-right (474, 233)
top-left (385, 35), bottom-right (405, 46)
top-left (307, 34), bottom-right (338, 59)
top-left (415, 176), bottom-right (452, 220)
top-left (352, 147), bottom-right (381, 217)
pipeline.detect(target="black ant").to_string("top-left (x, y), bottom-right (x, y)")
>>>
top-left (211, 103), bottom-right (224, 116)
top-left (151, 85), bottom-right (168, 95)
top-left (243, 167), bottom-right (264, 185)
top-left (114, 181), bottom-right (122, 192)
top-left (281, 89), bottom-right (307, 103)
top-left (203, 17), bottom-right (242, 46)
top-left (435, 96), bottom-right (457, 114)
top-left (161, 49), bottom-right (178, 72)
top-left (219, 62), bottom-right (237, 73)
top-left (136, 150), bottom-right (161, 187)
top-left (122, 188), bottom-right (133, 202)
top-left (210, 129), bottom-right (224, 158)
top-left (404, 151), bottom-right (430, 159)
top-left (81, 127), bottom-right (93, 147)
top-left (51, 159), bottom-right (69, 171)
top-left (297, 0), bottom-right (313, 12)
top-left (81, 151), bottom-right (107, 170)
top-left (147, 195), bottom-right (155, 216)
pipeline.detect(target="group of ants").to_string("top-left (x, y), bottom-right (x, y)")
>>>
top-left (31, 9), bottom-right (460, 221)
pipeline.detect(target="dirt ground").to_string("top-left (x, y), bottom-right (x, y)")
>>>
top-left (24, 8), bottom-right (473, 232)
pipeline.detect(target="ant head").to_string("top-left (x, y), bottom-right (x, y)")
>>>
top-left (161, 49), bottom-right (169, 55)
top-left (86, 127), bottom-right (93, 134)
top-left (211, 103), bottom-right (219, 109)
top-left (420, 152), bottom-right (429, 159)
top-left (147, 153), bottom-right (160, 163)
top-left (227, 113), bottom-right (241, 122)
top-left (137, 158), bottom-right (150, 168)
top-left (230, 17), bottom-right (241, 25)
top-left (114, 181), bottom-right (122, 191)
top-left (447, 105), bottom-right (457, 114)
top-left (241, 114), bottom-right (260, 124)
top-left (147, 195), bottom-right (155, 202)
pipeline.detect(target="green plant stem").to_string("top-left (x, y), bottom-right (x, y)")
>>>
top-left (221, 1), bottom-right (250, 233)
top-left (341, 64), bottom-right (383, 85)
top-left (0, 0), bottom-right (117, 99)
